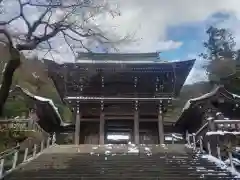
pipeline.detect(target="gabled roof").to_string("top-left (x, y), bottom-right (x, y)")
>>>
top-left (175, 86), bottom-right (240, 133)
top-left (182, 86), bottom-right (240, 112)
top-left (11, 86), bottom-right (70, 131)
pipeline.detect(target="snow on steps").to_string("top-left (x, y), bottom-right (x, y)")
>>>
top-left (3, 144), bottom-right (239, 180)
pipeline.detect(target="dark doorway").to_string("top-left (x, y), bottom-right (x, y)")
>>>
top-left (105, 120), bottom-right (134, 144)
top-left (139, 121), bottom-right (159, 144)
top-left (80, 121), bottom-right (99, 144)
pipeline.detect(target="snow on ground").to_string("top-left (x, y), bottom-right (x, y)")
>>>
top-left (202, 154), bottom-right (240, 178)
top-left (127, 143), bottom-right (139, 153)
top-left (225, 158), bottom-right (240, 166)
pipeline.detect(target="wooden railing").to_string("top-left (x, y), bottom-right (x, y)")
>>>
top-left (186, 118), bottom-right (240, 169)
top-left (0, 136), bottom-right (55, 179)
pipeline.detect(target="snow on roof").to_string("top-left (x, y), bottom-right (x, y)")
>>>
top-left (182, 86), bottom-right (221, 112)
top-left (65, 96), bottom-right (172, 100)
top-left (181, 86), bottom-right (240, 114)
top-left (206, 131), bottom-right (240, 136)
top-left (44, 57), bottom-right (195, 65)
top-left (14, 85), bottom-right (67, 126)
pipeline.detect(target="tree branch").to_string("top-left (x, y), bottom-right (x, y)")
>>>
top-left (26, 1), bottom-right (104, 9)
top-left (27, 6), bottom-right (52, 39)
top-left (0, 15), bottom-right (21, 26)
top-left (17, 0), bottom-right (31, 35)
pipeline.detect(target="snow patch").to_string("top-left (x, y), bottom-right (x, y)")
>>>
top-left (182, 86), bottom-right (221, 112)
top-left (232, 93), bottom-right (240, 99)
top-left (225, 158), bottom-right (240, 166)
top-left (32, 72), bottom-right (40, 79)
top-left (128, 144), bottom-right (139, 153)
top-left (202, 154), bottom-right (240, 178)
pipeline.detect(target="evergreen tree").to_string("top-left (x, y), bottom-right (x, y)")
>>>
top-left (200, 26), bottom-right (236, 84)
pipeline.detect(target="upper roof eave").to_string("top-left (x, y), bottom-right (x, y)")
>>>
top-left (44, 58), bottom-right (196, 65)
top-left (77, 52), bottom-right (160, 61)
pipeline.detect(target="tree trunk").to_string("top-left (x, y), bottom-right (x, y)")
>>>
top-left (0, 57), bottom-right (21, 116)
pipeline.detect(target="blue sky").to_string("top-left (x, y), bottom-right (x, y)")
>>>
top-left (161, 12), bottom-right (233, 60)
top-left (162, 12), bottom-right (231, 60)
top-left (160, 12), bottom-right (239, 84)
top-left (161, 23), bottom-right (205, 60)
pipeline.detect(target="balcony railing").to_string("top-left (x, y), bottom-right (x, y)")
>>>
top-left (186, 118), bottom-right (240, 170)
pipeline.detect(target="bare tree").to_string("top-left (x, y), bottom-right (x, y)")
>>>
top-left (0, 0), bottom-right (126, 115)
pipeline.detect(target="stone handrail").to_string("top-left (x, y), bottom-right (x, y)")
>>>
top-left (0, 118), bottom-right (55, 179)
top-left (195, 122), bottom-right (208, 137)
top-left (0, 145), bottom-right (20, 159)
top-left (0, 134), bottom-right (56, 179)
top-left (186, 118), bottom-right (240, 171)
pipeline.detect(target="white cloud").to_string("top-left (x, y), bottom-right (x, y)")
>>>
top-left (4, 0), bottom-right (240, 65)
top-left (102, 0), bottom-right (240, 53)
top-left (156, 41), bottom-right (183, 51)
top-left (4, 0), bottom-right (240, 54)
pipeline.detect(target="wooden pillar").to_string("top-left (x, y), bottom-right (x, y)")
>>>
top-left (158, 103), bottom-right (164, 144)
top-left (74, 108), bottom-right (81, 145)
top-left (134, 110), bottom-right (139, 144)
top-left (99, 112), bottom-right (105, 145)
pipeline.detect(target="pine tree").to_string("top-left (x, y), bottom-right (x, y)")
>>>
top-left (200, 26), bottom-right (236, 84)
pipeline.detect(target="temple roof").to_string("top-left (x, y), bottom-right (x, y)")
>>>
top-left (44, 57), bottom-right (195, 102)
top-left (175, 86), bottom-right (240, 133)
top-left (10, 86), bottom-right (69, 132)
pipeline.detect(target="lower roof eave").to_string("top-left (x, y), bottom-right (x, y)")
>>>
top-left (64, 96), bottom-right (174, 102)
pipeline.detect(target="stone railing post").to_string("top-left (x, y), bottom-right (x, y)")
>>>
top-left (47, 137), bottom-right (51, 148)
top-left (228, 151), bottom-right (234, 169)
top-left (199, 136), bottom-right (203, 153)
top-left (23, 148), bottom-right (28, 162)
top-left (207, 141), bottom-right (211, 155)
top-left (192, 133), bottom-right (196, 150)
top-left (227, 141), bottom-right (234, 169)
top-left (33, 144), bottom-right (37, 157)
top-left (207, 117), bottom-right (215, 131)
top-left (40, 141), bottom-right (44, 152)
top-left (12, 151), bottom-right (18, 169)
top-left (171, 134), bottom-right (174, 144)
top-left (186, 131), bottom-right (190, 145)
top-left (217, 145), bottom-right (221, 160)
top-left (52, 133), bottom-right (56, 145)
top-left (0, 159), bottom-right (4, 178)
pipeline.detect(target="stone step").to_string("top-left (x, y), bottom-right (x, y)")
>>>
top-left (3, 146), bottom-right (237, 180)
top-left (5, 177), bottom-right (233, 180)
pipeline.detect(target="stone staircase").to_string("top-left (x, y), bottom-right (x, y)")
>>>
top-left (3, 145), bottom-right (238, 180)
